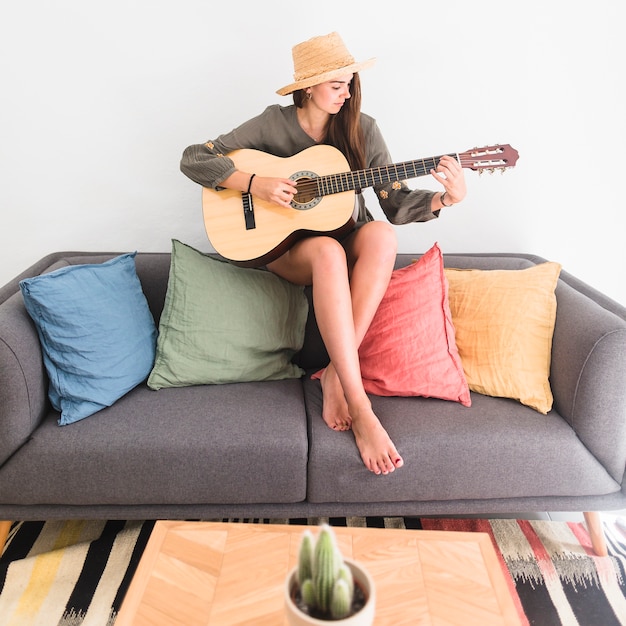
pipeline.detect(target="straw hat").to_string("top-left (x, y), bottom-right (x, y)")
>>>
top-left (276, 32), bottom-right (375, 96)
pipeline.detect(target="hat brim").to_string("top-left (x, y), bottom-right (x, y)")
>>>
top-left (276, 57), bottom-right (376, 96)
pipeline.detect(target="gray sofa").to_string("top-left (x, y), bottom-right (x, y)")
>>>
top-left (1, 251), bottom-right (625, 556)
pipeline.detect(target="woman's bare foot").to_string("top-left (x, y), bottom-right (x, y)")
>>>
top-left (350, 404), bottom-right (404, 475)
top-left (319, 364), bottom-right (352, 431)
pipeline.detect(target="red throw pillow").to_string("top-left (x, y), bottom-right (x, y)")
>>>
top-left (357, 243), bottom-right (470, 405)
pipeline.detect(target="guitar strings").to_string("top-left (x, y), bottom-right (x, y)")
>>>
top-left (290, 149), bottom-right (513, 198)
top-left (291, 157), bottom-right (481, 197)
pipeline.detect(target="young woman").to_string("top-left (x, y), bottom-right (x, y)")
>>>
top-left (181, 32), bottom-right (467, 476)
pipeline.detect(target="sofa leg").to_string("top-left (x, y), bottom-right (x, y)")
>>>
top-left (583, 511), bottom-right (608, 556)
top-left (0, 521), bottom-right (11, 555)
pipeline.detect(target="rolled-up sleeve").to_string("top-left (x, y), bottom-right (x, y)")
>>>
top-left (180, 141), bottom-right (236, 189)
top-left (377, 182), bottom-right (437, 225)
top-left (180, 108), bottom-right (272, 189)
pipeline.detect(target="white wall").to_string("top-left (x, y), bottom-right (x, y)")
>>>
top-left (2, 0), bottom-right (624, 304)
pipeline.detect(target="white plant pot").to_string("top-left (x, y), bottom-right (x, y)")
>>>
top-left (284, 558), bottom-right (375, 625)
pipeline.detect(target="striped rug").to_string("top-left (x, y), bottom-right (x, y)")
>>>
top-left (1, 516), bottom-right (625, 625)
top-left (0, 520), bottom-right (154, 625)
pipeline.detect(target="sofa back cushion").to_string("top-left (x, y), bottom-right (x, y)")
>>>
top-left (147, 240), bottom-right (308, 388)
top-left (445, 262), bottom-right (561, 414)
top-left (19, 253), bottom-right (158, 425)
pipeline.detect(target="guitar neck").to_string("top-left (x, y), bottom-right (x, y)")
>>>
top-left (317, 153), bottom-right (459, 196)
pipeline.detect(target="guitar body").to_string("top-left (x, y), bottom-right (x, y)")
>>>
top-left (202, 145), bottom-right (357, 267)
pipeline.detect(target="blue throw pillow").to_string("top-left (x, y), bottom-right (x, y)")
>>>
top-left (19, 253), bottom-right (157, 425)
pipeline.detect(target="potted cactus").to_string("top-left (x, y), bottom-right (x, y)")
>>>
top-left (284, 524), bottom-right (375, 624)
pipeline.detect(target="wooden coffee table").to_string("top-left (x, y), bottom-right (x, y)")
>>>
top-left (115, 520), bottom-right (522, 625)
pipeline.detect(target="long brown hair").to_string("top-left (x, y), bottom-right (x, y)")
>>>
top-left (293, 73), bottom-right (367, 171)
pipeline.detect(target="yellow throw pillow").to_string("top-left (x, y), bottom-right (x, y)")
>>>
top-left (444, 262), bottom-right (561, 414)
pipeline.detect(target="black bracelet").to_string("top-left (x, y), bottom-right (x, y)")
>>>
top-left (440, 191), bottom-right (452, 207)
top-left (246, 173), bottom-right (256, 195)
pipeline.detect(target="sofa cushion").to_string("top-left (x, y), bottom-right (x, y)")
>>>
top-left (147, 240), bottom-right (308, 389)
top-left (0, 380), bottom-right (308, 506)
top-left (303, 378), bottom-right (620, 504)
top-left (445, 262), bottom-right (561, 414)
top-left (348, 243), bottom-right (470, 405)
top-left (19, 253), bottom-right (157, 425)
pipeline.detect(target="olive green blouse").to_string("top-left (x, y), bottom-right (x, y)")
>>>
top-left (180, 104), bottom-right (438, 226)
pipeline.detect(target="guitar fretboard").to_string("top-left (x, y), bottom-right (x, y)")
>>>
top-left (315, 153), bottom-right (459, 196)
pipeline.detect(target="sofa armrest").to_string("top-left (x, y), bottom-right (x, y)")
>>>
top-left (550, 279), bottom-right (626, 483)
top-left (0, 293), bottom-right (49, 466)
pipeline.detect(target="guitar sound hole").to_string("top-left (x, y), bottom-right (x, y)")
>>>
top-left (294, 177), bottom-right (315, 204)
top-left (290, 175), bottom-right (320, 210)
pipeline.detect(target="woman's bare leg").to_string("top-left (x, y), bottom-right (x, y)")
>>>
top-left (323, 222), bottom-right (402, 474)
top-left (267, 224), bottom-right (402, 475)
top-left (324, 220), bottom-right (397, 388)
top-left (318, 222), bottom-right (398, 432)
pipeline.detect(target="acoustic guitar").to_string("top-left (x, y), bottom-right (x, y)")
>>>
top-left (202, 143), bottom-right (519, 267)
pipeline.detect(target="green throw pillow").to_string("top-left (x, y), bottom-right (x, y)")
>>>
top-left (147, 240), bottom-right (308, 388)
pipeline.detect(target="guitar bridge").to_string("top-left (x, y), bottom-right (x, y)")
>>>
top-left (242, 192), bottom-right (256, 230)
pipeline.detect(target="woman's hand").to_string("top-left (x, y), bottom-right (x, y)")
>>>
top-left (430, 155), bottom-right (466, 205)
top-left (251, 176), bottom-right (298, 208)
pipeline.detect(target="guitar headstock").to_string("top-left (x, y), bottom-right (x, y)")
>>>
top-left (460, 144), bottom-right (519, 174)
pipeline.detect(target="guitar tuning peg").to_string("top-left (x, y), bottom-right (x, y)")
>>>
top-left (489, 168), bottom-right (495, 175)
top-left (499, 167), bottom-right (507, 174)
top-left (478, 169), bottom-right (484, 176)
